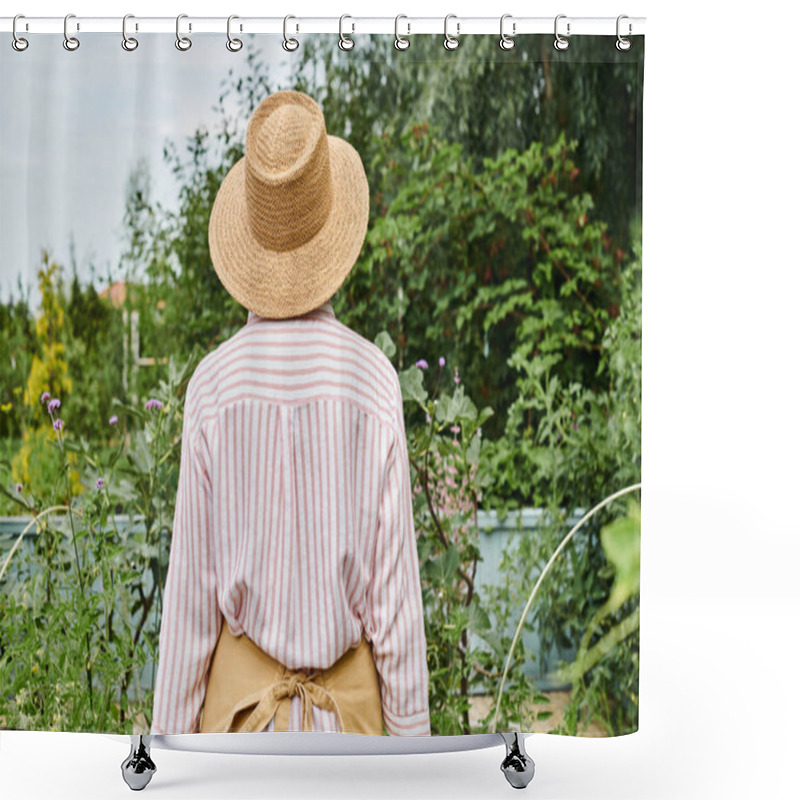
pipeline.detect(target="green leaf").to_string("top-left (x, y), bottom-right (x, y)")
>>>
top-left (398, 367), bottom-right (428, 407)
top-left (374, 330), bottom-right (396, 360)
top-left (443, 544), bottom-right (461, 580)
top-left (435, 385), bottom-right (478, 425)
top-left (600, 500), bottom-right (641, 608)
top-left (467, 602), bottom-right (491, 634)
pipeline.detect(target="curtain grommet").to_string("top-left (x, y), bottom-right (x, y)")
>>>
top-left (12, 14), bottom-right (29, 51)
top-left (339, 14), bottom-right (355, 51)
top-left (554, 14), bottom-right (570, 51)
top-left (443, 14), bottom-right (459, 51)
top-left (499, 14), bottom-right (516, 51)
top-left (63, 13), bottom-right (80, 51)
top-left (122, 14), bottom-right (138, 51)
top-left (282, 15), bottom-right (299, 52)
top-left (394, 15), bottom-right (410, 51)
top-left (175, 13), bottom-right (192, 51)
top-left (616, 15), bottom-right (632, 51)
top-left (226, 15), bottom-right (243, 52)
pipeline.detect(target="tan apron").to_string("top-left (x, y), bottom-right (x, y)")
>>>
top-left (199, 619), bottom-right (384, 735)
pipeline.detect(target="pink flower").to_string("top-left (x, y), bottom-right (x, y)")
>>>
top-left (454, 366), bottom-right (460, 385)
top-left (53, 418), bottom-right (64, 431)
top-left (40, 391), bottom-right (50, 405)
top-left (144, 398), bottom-right (163, 411)
top-left (109, 415), bottom-right (118, 426)
top-left (16, 482), bottom-right (23, 493)
top-left (48, 398), bottom-right (61, 414)
top-left (439, 357), bottom-right (446, 367)
top-left (415, 359), bottom-right (429, 369)
top-left (96, 478), bottom-right (104, 490)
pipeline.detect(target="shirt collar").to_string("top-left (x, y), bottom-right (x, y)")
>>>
top-left (246, 300), bottom-right (336, 326)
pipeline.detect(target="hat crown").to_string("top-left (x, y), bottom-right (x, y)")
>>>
top-left (244, 92), bottom-right (333, 252)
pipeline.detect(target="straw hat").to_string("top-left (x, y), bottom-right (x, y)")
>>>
top-left (208, 91), bottom-right (369, 319)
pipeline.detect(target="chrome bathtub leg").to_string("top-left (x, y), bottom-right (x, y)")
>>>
top-left (121, 734), bottom-right (157, 791)
top-left (499, 732), bottom-right (535, 789)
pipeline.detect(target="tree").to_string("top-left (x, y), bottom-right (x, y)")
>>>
top-left (293, 34), bottom-right (644, 248)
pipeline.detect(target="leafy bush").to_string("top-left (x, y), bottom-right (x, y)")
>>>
top-left (0, 356), bottom-right (195, 732)
top-left (372, 333), bottom-right (544, 734)
top-left (484, 242), bottom-right (641, 734)
top-left (334, 123), bottom-right (624, 454)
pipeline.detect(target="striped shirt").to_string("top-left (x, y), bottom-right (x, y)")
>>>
top-left (151, 300), bottom-right (430, 736)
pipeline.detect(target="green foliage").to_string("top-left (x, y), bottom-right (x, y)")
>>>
top-left (0, 355), bottom-right (195, 732)
top-left (554, 500), bottom-right (641, 735)
top-left (23, 254), bottom-right (72, 412)
top-left (489, 245), bottom-right (641, 734)
top-left (600, 500), bottom-right (641, 612)
top-left (0, 288), bottom-right (35, 441)
top-left (387, 332), bottom-right (545, 734)
top-left (333, 122), bottom-right (623, 454)
top-left (63, 270), bottom-right (126, 444)
top-left (294, 34), bottom-right (643, 247)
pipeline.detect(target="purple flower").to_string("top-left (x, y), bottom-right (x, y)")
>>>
top-left (573, 421), bottom-right (579, 431)
top-left (439, 357), bottom-right (446, 367)
top-left (454, 366), bottom-right (461, 385)
top-left (53, 418), bottom-right (63, 431)
top-left (108, 415), bottom-right (118, 426)
top-left (16, 482), bottom-right (23, 493)
top-left (96, 478), bottom-right (104, 490)
top-left (450, 425), bottom-right (461, 435)
top-left (415, 359), bottom-right (429, 370)
top-left (144, 398), bottom-right (163, 411)
top-left (47, 398), bottom-right (61, 414)
top-left (40, 391), bottom-right (50, 405)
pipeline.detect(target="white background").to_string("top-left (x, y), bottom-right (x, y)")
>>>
top-left (2, 1), bottom-right (799, 798)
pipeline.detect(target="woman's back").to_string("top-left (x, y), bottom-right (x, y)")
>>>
top-left (151, 301), bottom-right (430, 736)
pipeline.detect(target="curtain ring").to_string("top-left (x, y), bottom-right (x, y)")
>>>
top-left (63, 13), bottom-right (80, 51)
top-left (554, 14), bottom-right (570, 51)
top-left (499, 14), bottom-right (516, 50)
top-left (616, 15), bottom-right (632, 51)
top-left (12, 14), bottom-right (29, 52)
top-left (443, 14), bottom-right (459, 51)
top-left (176, 13), bottom-right (192, 51)
top-left (122, 14), bottom-right (138, 51)
top-left (227, 14), bottom-right (243, 52)
top-left (394, 15), bottom-right (410, 51)
top-left (283, 15), bottom-right (299, 52)
top-left (339, 15), bottom-right (354, 51)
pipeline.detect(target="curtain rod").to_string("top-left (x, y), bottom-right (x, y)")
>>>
top-left (0, 15), bottom-right (646, 37)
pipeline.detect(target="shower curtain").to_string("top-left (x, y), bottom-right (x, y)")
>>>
top-left (0, 25), bottom-right (644, 740)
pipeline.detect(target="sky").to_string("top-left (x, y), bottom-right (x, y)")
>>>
top-left (0, 32), bottom-right (293, 311)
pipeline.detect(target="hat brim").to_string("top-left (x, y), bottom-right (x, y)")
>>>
top-left (208, 135), bottom-right (369, 320)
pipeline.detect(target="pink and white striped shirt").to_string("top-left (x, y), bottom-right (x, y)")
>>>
top-left (151, 300), bottom-right (430, 736)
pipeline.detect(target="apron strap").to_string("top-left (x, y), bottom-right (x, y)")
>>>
top-left (216, 668), bottom-right (347, 733)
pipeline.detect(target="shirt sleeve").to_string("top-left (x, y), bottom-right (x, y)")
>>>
top-left (364, 384), bottom-right (431, 736)
top-left (151, 382), bottom-right (221, 734)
